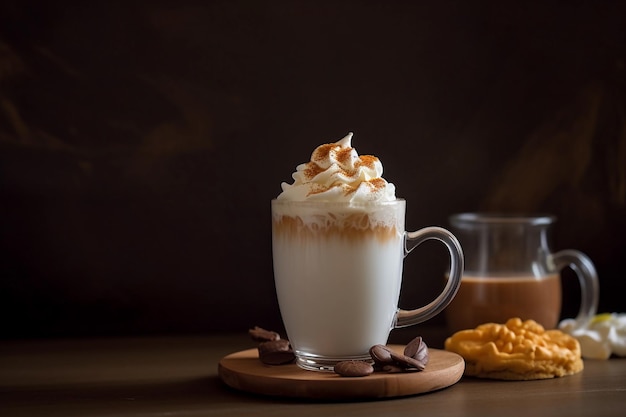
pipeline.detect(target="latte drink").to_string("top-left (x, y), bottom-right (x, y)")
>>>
top-left (272, 200), bottom-right (405, 366)
top-left (272, 133), bottom-right (463, 371)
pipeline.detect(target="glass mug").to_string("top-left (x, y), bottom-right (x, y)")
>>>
top-left (444, 213), bottom-right (599, 333)
top-left (271, 199), bottom-right (464, 371)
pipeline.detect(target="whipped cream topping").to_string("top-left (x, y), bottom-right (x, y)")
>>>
top-left (559, 313), bottom-right (626, 359)
top-left (277, 133), bottom-right (396, 202)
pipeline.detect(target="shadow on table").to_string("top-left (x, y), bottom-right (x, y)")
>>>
top-left (2, 376), bottom-right (270, 416)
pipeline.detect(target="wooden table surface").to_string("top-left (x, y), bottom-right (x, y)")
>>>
top-left (1, 329), bottom-right (625, 416)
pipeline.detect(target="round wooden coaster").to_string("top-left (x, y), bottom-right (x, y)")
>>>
top-left (218, 345), bottom-right (464, 400)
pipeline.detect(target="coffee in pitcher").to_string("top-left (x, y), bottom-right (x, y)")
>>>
top-left (444, 213), bottom-right (598, 333)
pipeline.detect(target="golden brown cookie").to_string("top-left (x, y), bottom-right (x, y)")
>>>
top-left (444, 318), bottom-right (583, 380)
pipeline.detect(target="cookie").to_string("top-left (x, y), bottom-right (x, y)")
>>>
top-left (445, 318), bottom-right (583, 380)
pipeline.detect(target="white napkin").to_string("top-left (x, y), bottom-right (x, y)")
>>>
top-left (559, 313), bottom-right (626, 359)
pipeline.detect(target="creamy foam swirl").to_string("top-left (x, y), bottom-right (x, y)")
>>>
top-left (277, 133), bottom-right (396, 202)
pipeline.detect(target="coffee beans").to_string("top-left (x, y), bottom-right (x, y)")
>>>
top-left (249, 326), bottom-right (295, 365)
top-left (258, 339), bottom-right (296, 365)
top-left (248, 326), bottom-right (429, 375)
top-left (369, 344), bottom-right (393, 363)
top-left (336, 338), bottom-right (430, 377)
top-left (248, 326), bottom-right (281, 342)
top-left (369, 341), bottom-right (428, 372)
top-left (334, 360), bottom-right (374, 377)
top-left (404, 336), bottom-right (429, 369)
top-left (370, 337), bottom-right (429, 373)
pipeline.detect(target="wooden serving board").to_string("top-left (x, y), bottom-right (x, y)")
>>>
top-left (218, 345), bottom-right (465, 400)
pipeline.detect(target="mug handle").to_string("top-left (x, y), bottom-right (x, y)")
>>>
top-left (395, 227), bottom-right (464, 328)
top-left (552, 249), bottom-right (599, 328)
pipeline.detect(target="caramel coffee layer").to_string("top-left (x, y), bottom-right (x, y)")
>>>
top-left (273, 214), bottom-right (399, 244)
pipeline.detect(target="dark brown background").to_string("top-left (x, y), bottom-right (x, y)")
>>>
top-left (1, 0), bottom-right (624, 339)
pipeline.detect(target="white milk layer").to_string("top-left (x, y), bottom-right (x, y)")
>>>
top-left (271, 201), bottom-right (405, 359)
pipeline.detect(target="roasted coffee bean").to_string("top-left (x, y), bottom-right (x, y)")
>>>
top-left (258, 339), bottom-right (290, 354)
top-left (369, 344), bottom-right (394, 365)
top-left (403, 336), bottom-right (422, 358)
top-left (259, 350), bottom-right (296, 365)
top-left (381, 364), bottom-right (406, 373)
top-left (404, 336), bottom-right (429, 367)
top-left (257, 339), bottom-right (295, 365)
top-left (334, 360), bottom-right (374, 377)
top-left (389, 350), bottom-right (427, 371)
top-left (249, 326), bottom-right (281, 342)
top-left (368, 341), bottom-right (429, 372)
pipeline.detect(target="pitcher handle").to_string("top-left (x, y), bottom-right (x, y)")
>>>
top-left (552, 249), bottom-right (599, 329)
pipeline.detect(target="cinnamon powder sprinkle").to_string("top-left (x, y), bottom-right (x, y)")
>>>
top-left (303, 143), bottom-right (383, 195)
top-left (358, 155), bottom-right (378, 169)
top-left (303, 163), bottom-right (325, 180)
top-left (307, 183), bottom-right (329, 196)
top-left (312, 144), bottom-right (333, 163)
top-left (335, 146), bottom-right (353, 165)
top-left (368, 178), bottom-right (386, 190)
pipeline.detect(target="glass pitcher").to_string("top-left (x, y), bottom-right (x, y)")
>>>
top-left (444, 213), bottom-right (599, 332)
